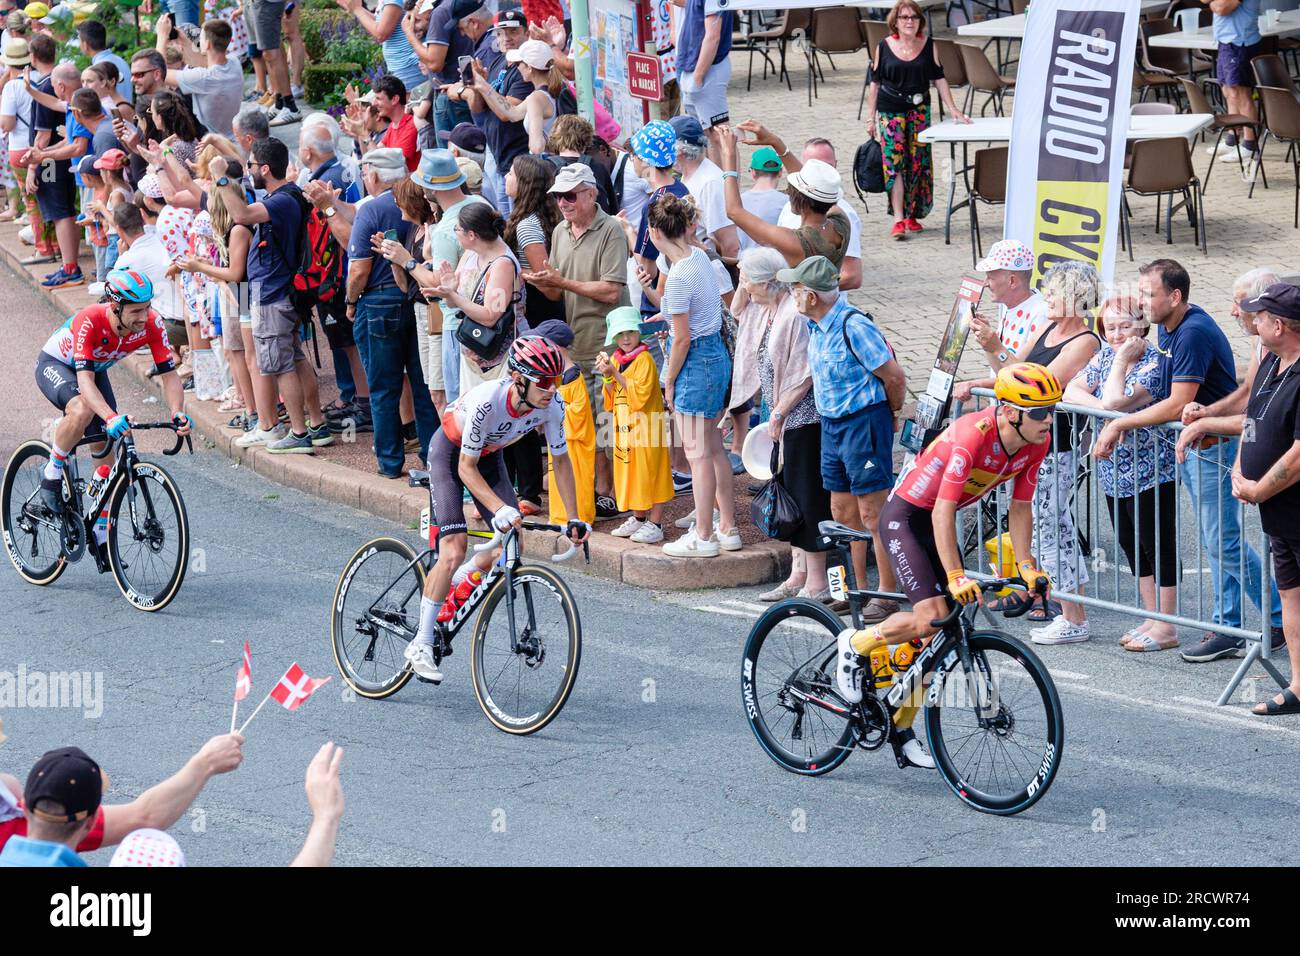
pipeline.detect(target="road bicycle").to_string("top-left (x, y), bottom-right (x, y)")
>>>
top-left (330, 476), bottom-right (587, 735)
top-left (741, 520), bottom-right (1064, 815)
top-left (2, 422), bottom-right (192, 612)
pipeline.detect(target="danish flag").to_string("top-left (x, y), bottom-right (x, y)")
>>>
top-left (234, 641), bottom-right (252, 702)
top-left (270, 663), bottom-right (331, 712)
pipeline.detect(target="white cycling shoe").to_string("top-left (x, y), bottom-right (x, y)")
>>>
top-left (404, 640), bottom-right (443, 684)
top-left (835, 627), bottom-right (865, 704)
top-left (895, 729), bottom-right (936, 769)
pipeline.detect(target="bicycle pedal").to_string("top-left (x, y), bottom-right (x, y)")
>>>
top-left (414, 674), bottom-right (442, 684)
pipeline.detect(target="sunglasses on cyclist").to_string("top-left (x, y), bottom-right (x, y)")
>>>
top-left (525, 374), bottom-right (562, 390)
top-left (1022, 406), bottom-right (1055, 421)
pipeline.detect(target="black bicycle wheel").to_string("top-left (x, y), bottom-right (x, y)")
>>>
top-left (741, 598), bottom-right (857, 776)
top-left (925, 630), bottom-right (1064, 815)
top-left (331, 537), bottom-right (423, 699)
top-left (106, 461), bottom-right (189, 611)
top-left (470, 564), bottom-right (580, 735)
top-left (2, 440), bottom-right (69, 586)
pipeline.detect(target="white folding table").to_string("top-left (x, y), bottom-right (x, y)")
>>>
top-left (919, 113), bottom-right (1214, 243)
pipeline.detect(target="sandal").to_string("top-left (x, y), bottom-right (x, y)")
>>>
top-left (1125, 632), bottom-right (1180, 652)
top-left (228, 412), bottom-right (251, 430)
top-left (1026, 598), bottom-right (1063, 622)
top-left (1119, 626), bottom-right (1146, 648)
top-left (1253, 688), bottom-right (1300, 716)
top-left (987, 590), bottom-right (1031, 613)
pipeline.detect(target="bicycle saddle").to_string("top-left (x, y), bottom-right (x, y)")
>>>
top-left (408, 470), bottom-right (431, 489)
top-left (817, 520), bottom-right (874, 545)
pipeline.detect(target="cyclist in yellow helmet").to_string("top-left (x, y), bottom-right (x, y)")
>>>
top-left (834, 362), bottom-right (1060, 768)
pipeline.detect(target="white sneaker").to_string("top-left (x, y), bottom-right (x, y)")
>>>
top-left (1206, 139), bottom-right (1243, 159)
top-left (610, 515), bottom-right (644, 538)
top-left (713, 527), bottom-right (742, 551)
top-left (1030, 617), bottom-right (1090, 645)
top-left (403, 640), bottom-right (443, 684)
top-left (269, 107), bottom-right (302, 127)
top-left (291, 84), bottom-right (305, 99)
top-left (234, 423), bottom-right (287, 448)
top-left (662, 528), bottom-right (720, 558)
top-left (675, 508), bottom-right (718, 530)
top-left (900, 733), bottom-right (936, 769)
top-left (629, 521), bottom-right (664, 544)
top-left (19, 225), bottom-right (33, 245)
top-left (835, 627), bottom-right (865, 704)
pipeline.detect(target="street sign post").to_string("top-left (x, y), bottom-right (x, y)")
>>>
top-left (627, 51), bottom-right (663, 101)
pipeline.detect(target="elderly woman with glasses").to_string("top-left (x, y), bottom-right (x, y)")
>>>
top-left (864, 0), bottom-right (969, 240)
top-left (729, 247), bottom-right (834, 600)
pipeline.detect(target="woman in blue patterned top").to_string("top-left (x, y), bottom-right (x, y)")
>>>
top-left (1065, 296), bottom-right (1180, 652)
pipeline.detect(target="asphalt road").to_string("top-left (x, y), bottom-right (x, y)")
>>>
top-left (2, 261), bottom-right (1298, 866)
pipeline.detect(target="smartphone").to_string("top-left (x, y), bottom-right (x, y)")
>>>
top-left (639, 319), bottom-right (668, 337)
top-left (458, 55), bottom-right (473, 85)
top-left (384, 229), bottom-right (399, 241)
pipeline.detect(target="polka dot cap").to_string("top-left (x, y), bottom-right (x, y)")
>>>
top-left (975, 239), bottom-right (1035, 274)
top-left (109, 828), bottom-right (187, 867)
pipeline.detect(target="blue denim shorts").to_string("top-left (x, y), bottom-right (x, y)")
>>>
top-left (673, 331), bottom-right (731, 418)
top-left (1217, 41), bottom-right (1262, 88)
top-left (821, 402), bottom-right (895, 495)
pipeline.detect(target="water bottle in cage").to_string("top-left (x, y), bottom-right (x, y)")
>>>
top-left (86, 464), bottom-right (110, 502)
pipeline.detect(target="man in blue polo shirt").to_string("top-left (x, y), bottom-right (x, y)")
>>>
top-left (783, 255), bottom-right (907, 623)
top-left (1095, 258), bottom-right (1283, 659)
top-left (460, 4), bottom-right (531, 216)
top-left (0, 747), bottom-right (101, 867)
top-left (344, 147), bottom-right (438, 479)
top-left (421, 0), bottom-right (475, 134)
top-left (675, 0), bottom-right (732, 162)
top-left (1205, 0), bottom-right (1261, 156)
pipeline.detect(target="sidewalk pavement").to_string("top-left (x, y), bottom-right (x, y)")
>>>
top-left (0, 221), bottom-right (793, 590)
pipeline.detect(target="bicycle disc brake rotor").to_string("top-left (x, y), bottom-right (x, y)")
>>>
top-left (852, 694), bottom-right (892, 751)
top-left (517, 627), bottom-right (546, 669)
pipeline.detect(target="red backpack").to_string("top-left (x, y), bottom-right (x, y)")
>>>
top-left (291, 199), bottom-right (345, 306)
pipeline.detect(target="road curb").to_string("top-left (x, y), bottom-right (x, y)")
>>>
top-left (1, 223), bottom-right (788, 589)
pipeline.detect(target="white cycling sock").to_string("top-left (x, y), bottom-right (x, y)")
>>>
top-left (44, 444), bottom-right (69, 481)
top-left (450, 560), bottom-right (475, 589)
top-left (414, 596), bottom-right (439, 647)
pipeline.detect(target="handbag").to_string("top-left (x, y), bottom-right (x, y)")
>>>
top-left (750, 443), bottom-right (803, 542)
top-left (455, 255), bottom-right (517, 361)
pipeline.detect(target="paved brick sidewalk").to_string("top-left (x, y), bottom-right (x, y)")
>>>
top-left (723, 33), bottom-right (1299, 395)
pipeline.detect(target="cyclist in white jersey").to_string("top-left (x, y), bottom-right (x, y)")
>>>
top-left (405, 335), bottom-right (590, 682)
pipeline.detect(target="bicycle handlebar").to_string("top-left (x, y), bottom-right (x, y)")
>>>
top-left (80, 420), bottom-right (192, 458)
top-left (929, 575), bottom-right (1049, 629)
top-left (130, 422), bottom-right (193, 457)
top-left (471, 522), bottom-right (591, 564)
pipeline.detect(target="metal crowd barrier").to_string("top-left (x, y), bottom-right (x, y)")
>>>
top-left (957, 388), bottom-right (1287, 706)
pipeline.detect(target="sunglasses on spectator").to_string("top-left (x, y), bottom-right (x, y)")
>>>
top-left (131, 68), bottom-right (156, 78)
top-left (897, 13), bottom-right (921, 20)
top-left (553, 190), bottom-right (580, 203)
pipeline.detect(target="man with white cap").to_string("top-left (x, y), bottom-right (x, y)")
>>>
top-left (524, 162), bottom-right (631, 506)
top-left (971, 239), bottom-right (1048, 365)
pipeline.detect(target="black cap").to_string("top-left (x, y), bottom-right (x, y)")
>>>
top-left (532, 319), bottom-right (574, 347)
top-left (25, 747), bottom-right (103, 823)
top-left (492, 8), bottom-right (527, 29)
top-left (437, 121), bottom-right (487, 153)
top-left (450, 0), bottom-right (485, 21)
top-left (1241, 282), bottom-right (1300, 322)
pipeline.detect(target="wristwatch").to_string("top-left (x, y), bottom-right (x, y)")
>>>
top-left (997, 351), bottom-right (1010, 364)
top-left (403, 257), bottom-right (418, 272)
top-left (771, 411), bottom-right (784, 421)
top-left (324, 206), bottom-right (337, 219)
top-left (214, 176), bottom-right (230, 188)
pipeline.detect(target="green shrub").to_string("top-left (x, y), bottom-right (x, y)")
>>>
top-left (301, 0), bottom-right (340, 9)
top-left (303, 62), bottom-right (361, 105)
top-left (300, 9), bottom-right (351, 62)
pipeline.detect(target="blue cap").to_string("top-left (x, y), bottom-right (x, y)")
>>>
top-left (630, 119), bottom-right (677, 168)
top-left (411, 148), bottom-right (466, 191)
top-left (532, 319), bottom-right (574, 347)
top-left (668, 114), bottom-right (706, 148)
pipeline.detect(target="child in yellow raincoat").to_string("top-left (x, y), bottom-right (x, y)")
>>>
top-left (534, 320), bottom-right (596, 526)
top-left (596, 307), bottom-right (674, 543)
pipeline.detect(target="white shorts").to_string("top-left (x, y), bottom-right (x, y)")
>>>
top-left (680, 59), bottom-right (731, 128)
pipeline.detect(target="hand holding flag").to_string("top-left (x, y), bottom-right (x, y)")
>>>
top-left (230, 640), bottom-right (252, 733)
top-left (238, 663), bottom-right (331, 735)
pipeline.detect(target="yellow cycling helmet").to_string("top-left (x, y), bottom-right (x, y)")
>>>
top-left (994, 362), bottom-right (1062, 408)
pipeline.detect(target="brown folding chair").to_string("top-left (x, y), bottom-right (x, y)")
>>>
top-left (958, 42), bottom-right (1015, 116)
top-left (932, 38), bottom-right (968, 122)
top-left (1178, 76), bottom-right (1261, 192)
top-left (968, 146), bottom-right (1008, 265)
top-left (804, 7), bottom-right (867, 107)
top-left (1122, 137), bottom-right (1206, 259)
top-left (1141, 18), bottom-right (1213, 95)
top-left (859, 19), bottom-right (893, 120)
top-left (746, 8), bottom-right (811, 93)
top-left (1249, 86), bottom-right (1300, 227)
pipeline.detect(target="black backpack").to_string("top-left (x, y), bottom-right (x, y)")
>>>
top-left (853, 138), bottom-right (885, 209)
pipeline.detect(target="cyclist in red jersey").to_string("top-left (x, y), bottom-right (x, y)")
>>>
top-left (34, 270), bottom-right (191, 515)
top-left (833, 362), bottom-right (1061, 768)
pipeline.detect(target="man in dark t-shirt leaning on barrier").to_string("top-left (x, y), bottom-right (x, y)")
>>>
top-left (1233, 284), bottom-right (1300, 716)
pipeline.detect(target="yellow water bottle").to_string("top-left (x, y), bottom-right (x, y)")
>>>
top-left (892, 639), bottom-right (922, 672)
top-left (869, 645), bottom-right (895, 689)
